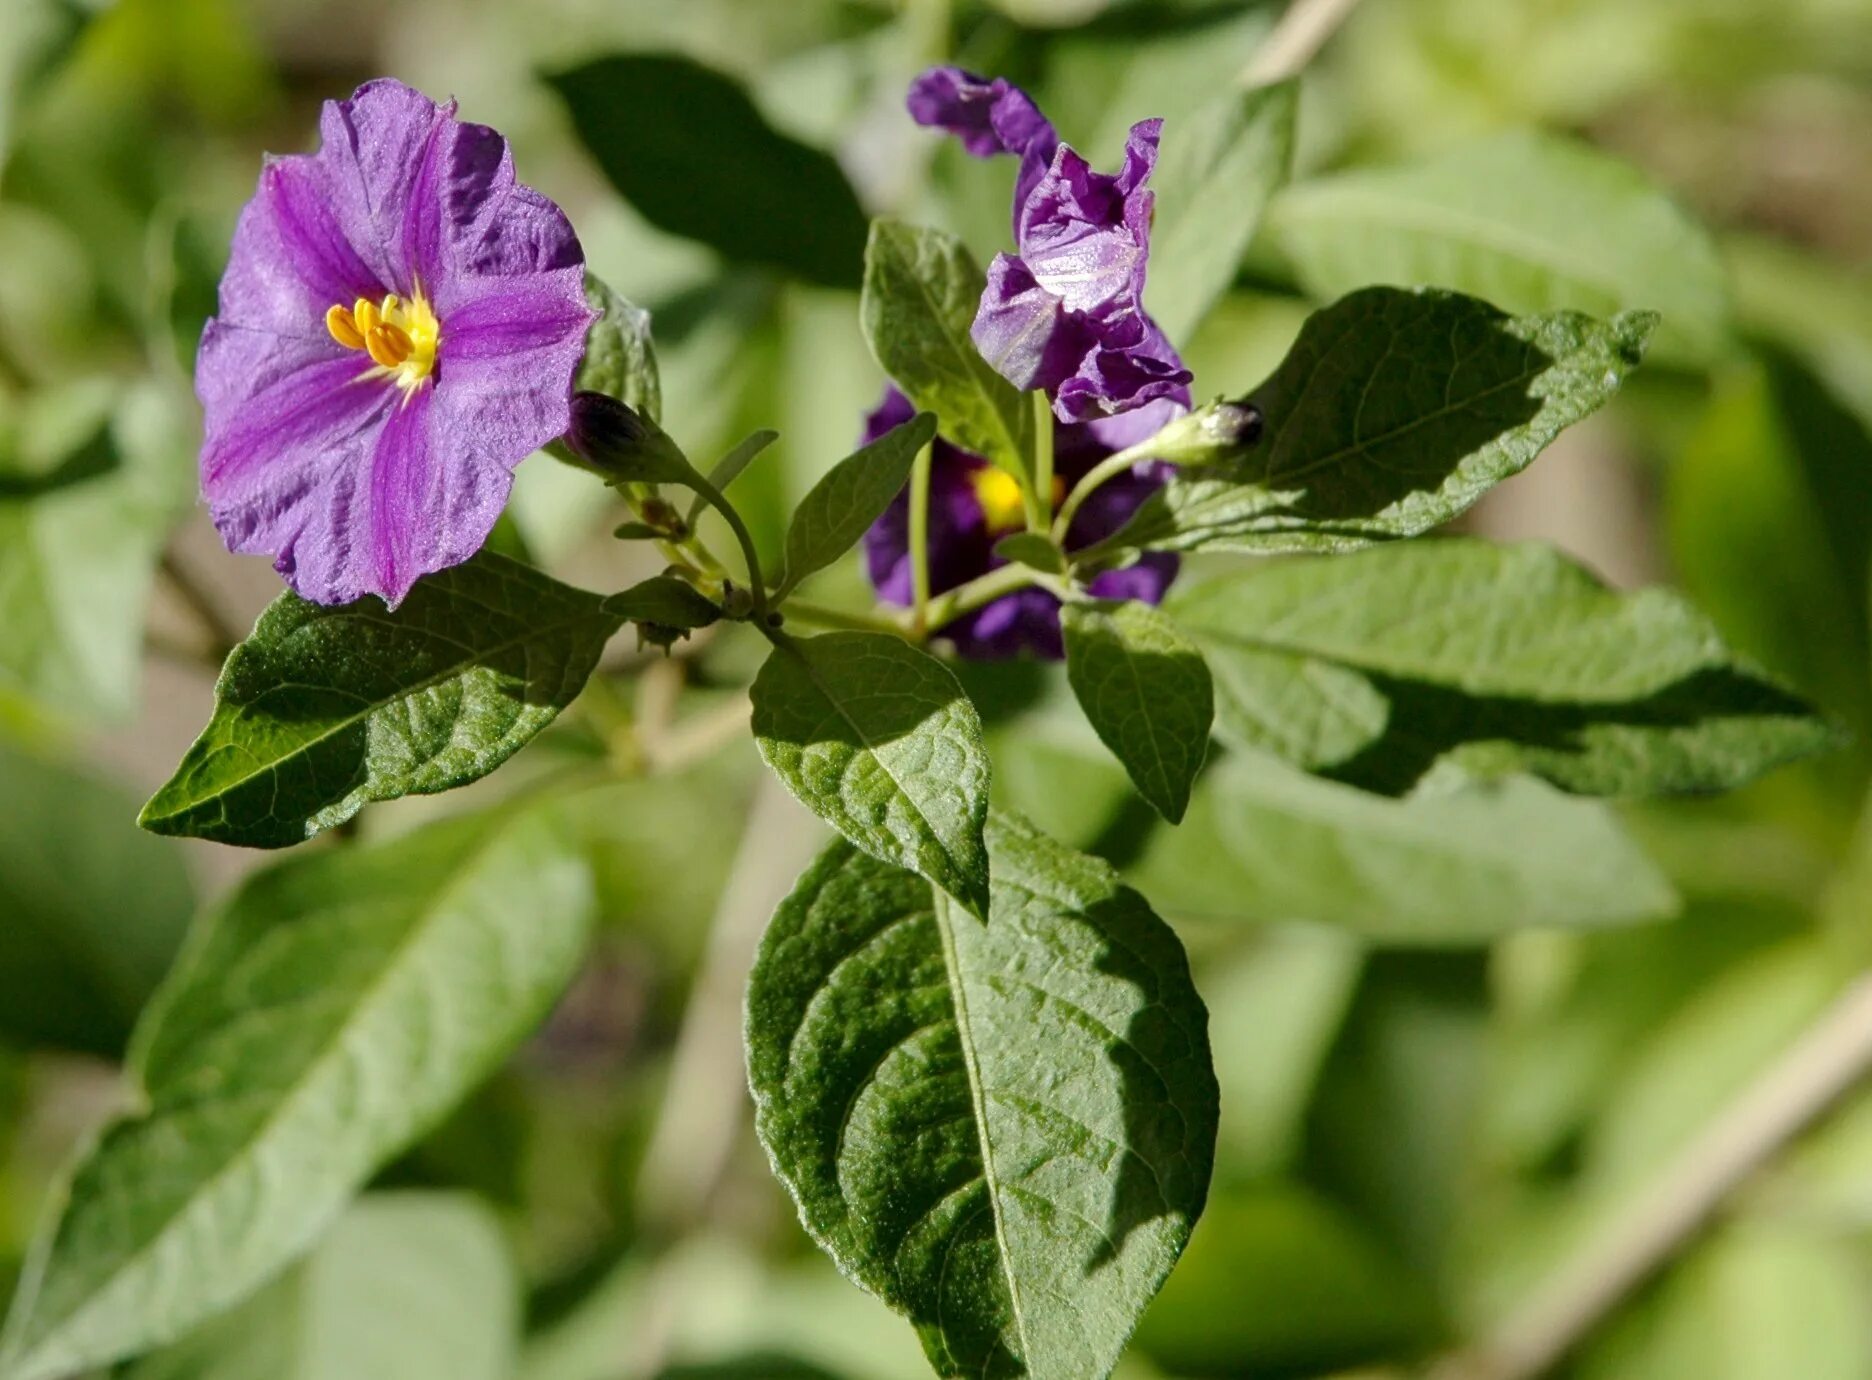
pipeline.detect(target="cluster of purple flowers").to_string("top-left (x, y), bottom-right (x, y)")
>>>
top-left (865, 67), bottom-right (1191, 657)
top-left (199, 71), bottom-right (1187, 658)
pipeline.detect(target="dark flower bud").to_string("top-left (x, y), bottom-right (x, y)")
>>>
top-left (633, 622), bottom-right (689, 655)
top-left (563, 392), bottom-right (695, 484)
top-left (638, 496), bottom-right (688, 538)
top-left (1144, 397), bottom-right (1265, 468)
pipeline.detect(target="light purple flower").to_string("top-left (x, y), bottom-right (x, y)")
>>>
top-left (907, 66), bottom-right (1191, 425)
top-left (861, 388), bottom-right (1177, 660)
top-left (198, 78), bottom-right (596, 606)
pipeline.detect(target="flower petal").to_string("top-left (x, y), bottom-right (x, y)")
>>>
top-left (970, 253), bottom-right (1089, 394)
top-left (907, 66), bottom-right (1060, 233)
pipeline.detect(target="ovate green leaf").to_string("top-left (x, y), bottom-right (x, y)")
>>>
top-left (746, 813), bottom-right (1218, 1380)
top-left (1169, 540), bottom-right (1836, 796)
top-left (779, 411), bottom-right (936, 595)
top-left (0, 805), bottom-right (594, 1380)
top-left (751, 631), bottom-right (990, 918)
top-left (861, 220), bottom-right (1035, 484)
top-left (1095, 288), bottom-right (1654, 557)
top-left (1145, 80), bottom-right (1297, 346)
top-left (122, 1193), bottom-right (519, 1380)
top-left (605, 575), bottom-right (721, 630)
top-left (1267, 130), bottom-right (1730, 365)
top-left (1131, 757), bottom-right (1677, 943)
top-left (139, 552), bottom-right (622, 847)
top-left (548, 55), bottom-right (867, 289)
top-left (1061, 600), bottom-right (1213, 823)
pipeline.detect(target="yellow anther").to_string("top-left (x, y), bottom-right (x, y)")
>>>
top-left (325, 304), bottom-right (365, 351)
top-left (325, 286), bottom-right (441, 396)
top-left (970, 466), bottom-right (1029, 534)
top-left (363, 322), bottom-right (408, 367)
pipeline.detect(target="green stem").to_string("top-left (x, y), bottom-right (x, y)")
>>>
top-left (922, 562), bottom-right (1045, 633)
top-left (1052, 439), bottom-right (1156, 543)
top-left (781, 599), bottom-right (913, 637)
top-left (1029, 391), bottom-right (1055, 534)
top-left (909, 440), bottom-right (933, 635)
top-left (688, 474), bottom-right (769, 614)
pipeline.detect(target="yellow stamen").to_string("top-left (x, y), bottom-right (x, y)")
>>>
top-left (971, 467), bottom-right (1029, 534)
top-left (325, 304), bottom-right (365, 350)
top-left (325, 284), bottom-right (442, 398)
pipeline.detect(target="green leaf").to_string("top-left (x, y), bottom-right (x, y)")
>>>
top-left (604, 575), bottom-right (721, 630)
top-left (746, 812), bottom-right (1218, 1380)
top-left (861, 220), bottom-right (1035, 485)
top-left (548, 55), bottom-right (867, 289)
top-left (139, 553), bottom-right (623, 848)
top-left (991, 532), bottom-right (1065, 575)
top-left (574, 272), bottom-right (661, 419)
top-left (121, 1193), bottom-right (519, 1380)
top-left (1168, 539), bottom-right (1837, 797)
top-left (1095, 287), bottom-right (1655, 557)
top-left (1145, 80), bottom-right (1297, 345)
top-left (1130, 756), bottom-right (1678, 943)
top-left (0, 743), bottom-right (193, 1057)
top-left (1266, 129), bottom-right (1731, 365)
top-left (751, 631), bottom-right (990, 918)
top-left (686, 428), bottom-right (778, 524)
top-left (0, 805), bottom-right (594, 1380)
top-left (1061, 600), bottom-right (1213, 823)
top-left (779, 411), bottom-right (936, 595)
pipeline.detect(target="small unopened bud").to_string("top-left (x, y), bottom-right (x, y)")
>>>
top-left (634, 622), bottom-right (689, 655)
top-left (1144, 397), bottom-right (1265, 468)
top-left (638, 496), bottom-right (688, 538)
top-left (563, 392), bottom-right (694, 483)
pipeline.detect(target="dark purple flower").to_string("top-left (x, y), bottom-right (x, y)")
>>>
top-left (908, 67), bottom-right (1191, 425)
top-left (861, 388), bottom-right (1176, 660)
top-left (198, 79), bottom-right (596, 606)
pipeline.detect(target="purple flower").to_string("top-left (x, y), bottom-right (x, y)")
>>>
top-left (198, 79), bottom-right (596, 606)
top-left (907, 67), bottom-right (1192, 425)
top-left (861, 388), bottom-right (1177, 659)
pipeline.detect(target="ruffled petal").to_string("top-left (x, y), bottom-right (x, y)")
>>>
top-left (907, 66), bottom-right (1059, 235)
top-left (970, 253), bottom-right (1088, 394)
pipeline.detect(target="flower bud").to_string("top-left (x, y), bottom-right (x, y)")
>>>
top-left (563, 392), bottom-right (695, 484)
top-left (1143, 397), bottom-right (1265, 468)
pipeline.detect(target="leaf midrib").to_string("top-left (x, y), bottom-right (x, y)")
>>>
top-left (931, 889), bottom-right (1035, 1365)
top-left (147, 599), bottom-right (619, 824)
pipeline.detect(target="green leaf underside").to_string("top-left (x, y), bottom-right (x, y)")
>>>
top-left (139, 553), bottom-right (622, 848)
top-left (1131, 757), bottom-right (1677, 943)
top-left (1145, 80), bottom-right (1297, 345)
top-left (574, 273), bottom-right (661, 420)
top-left (782, 412), bottom-right (938, 594)
top-left (1061, 601), bottom-right (1213, 823)
top-left (121, 1193), bottom-right (518, 1380)
top-left (746, 813), bottom-right (1218, 1380)
top-left (993, 533), bottom-right (1066, 575)
top-left (1267, 129), bottom-right (1731, 365)
top-left (1099, 287), bottom-right (1655, 557)
top-left (604, 575), bottom-right (722, 630)
top-left (0, 808), bottom-right (594, 1380)
top-left (548, 55), bottom-right (867, 289)
top-left (751, 631), bottom-right (991, 919)
top-left (1169, 540), bottom-right (1837, 797)
top-left (862, 221), bottom-right (1036, 484)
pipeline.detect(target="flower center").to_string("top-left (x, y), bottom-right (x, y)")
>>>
top-left (970, 466), bottom-right (1066, 536)
top-left (971, 466), bottom-right (1028, 534)
top-left (326, 289), bottom-right (441, 397)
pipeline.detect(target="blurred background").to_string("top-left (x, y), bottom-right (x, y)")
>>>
top-left (4, 0), bottom-right (1872, 1376)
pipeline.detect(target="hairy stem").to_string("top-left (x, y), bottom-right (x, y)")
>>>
top-left (1052, 439), bottom-right (1156, 543)
top-left (921, 561), bottom-right (1048, 633)
top-left (1430, 972), bottom-right (1872, 1380)
top-left (687, 474), bottom-right (768, 613)
top-left (780, 598), bottom-right (913, 637)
